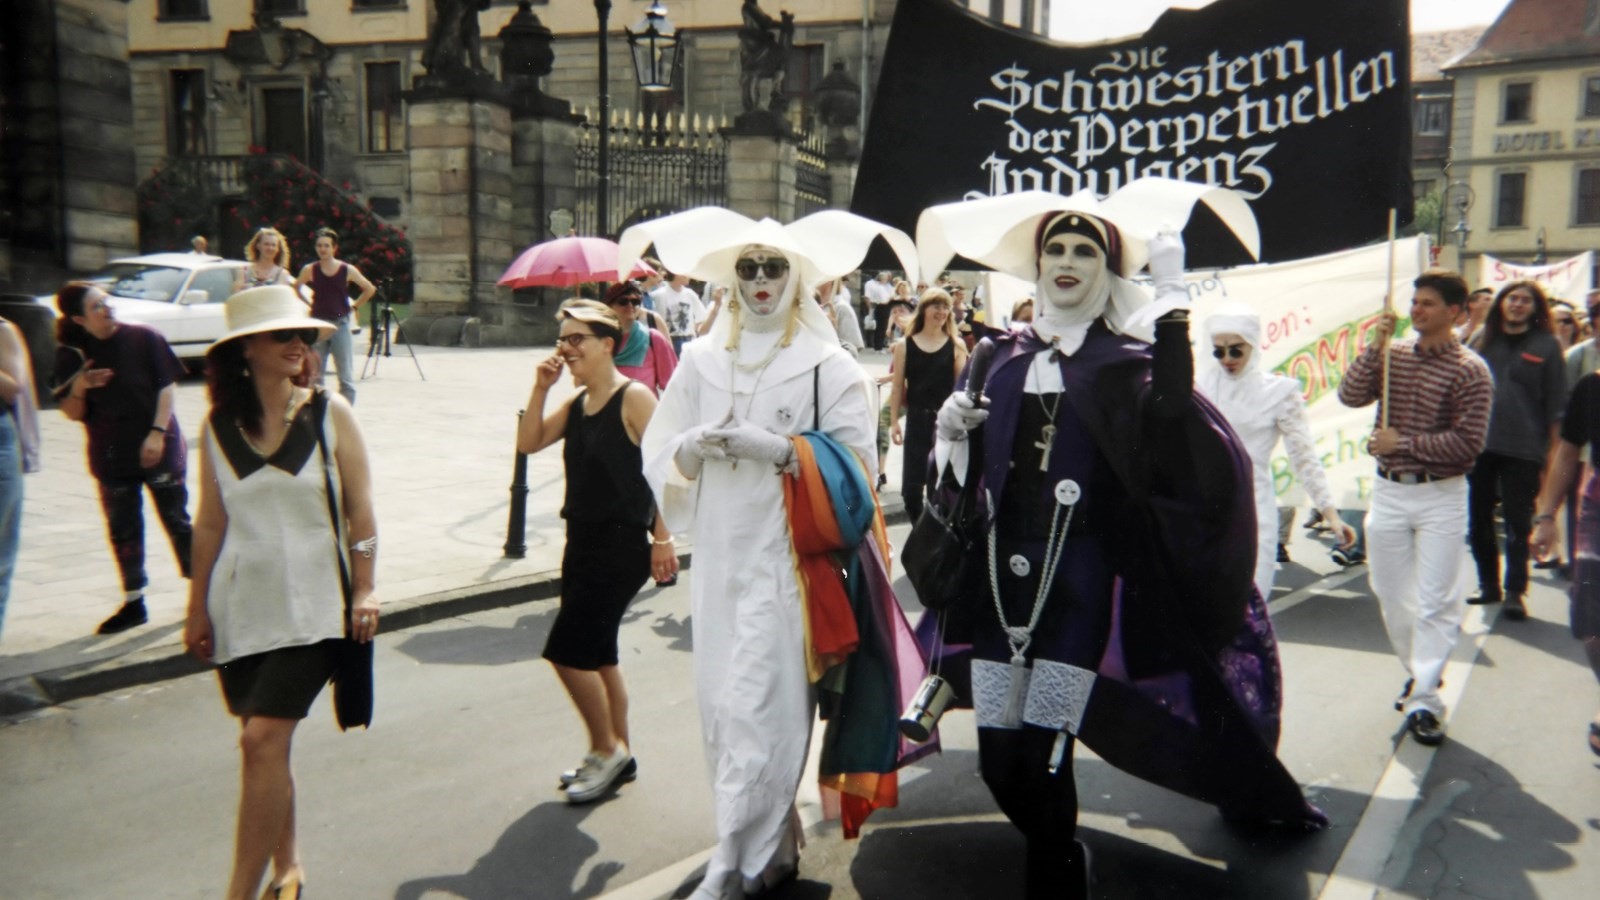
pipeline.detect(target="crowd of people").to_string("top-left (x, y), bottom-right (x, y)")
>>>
top-left (10, 196), bottom-right (1600, 899)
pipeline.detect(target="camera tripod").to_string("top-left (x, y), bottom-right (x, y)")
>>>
top-left (362, 296), bottom-right (426, 381)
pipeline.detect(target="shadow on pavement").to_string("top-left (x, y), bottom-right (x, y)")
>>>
top-left (0, 621), bottom-right (183, 680)
top-left (1383, 739), bottom-right (1581, 898)
top-left (393, 799), bottom-right (623, 900)
top-left (650, 611), bottom-right (694, 654)
top-left (391, 609), bottom-right (555, 667)
top-left (846, 747), bottom-right (1364, 898)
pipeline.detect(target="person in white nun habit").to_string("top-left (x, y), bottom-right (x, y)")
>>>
top-left (1198, 305), bottom-right (1357, 599)
top-left (621, 208), bottom-right (919, 900)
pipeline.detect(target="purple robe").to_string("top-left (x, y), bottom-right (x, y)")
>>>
top-left (921, 318), bottom-right (1323, 829)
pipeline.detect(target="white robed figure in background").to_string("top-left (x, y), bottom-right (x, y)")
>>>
top-left (1196, 306), bottom-right (1357, 599)
top-left (622, 208), bottom-right (918, 899)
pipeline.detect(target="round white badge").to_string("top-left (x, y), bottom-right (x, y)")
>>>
top-left (1054, 479), bottom-right (1082, 506)
top-left (1009, 554), bottom-right (1031, 577)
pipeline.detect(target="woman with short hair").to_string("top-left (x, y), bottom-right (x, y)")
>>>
top-left (183, 284), bottom-right (378, 900)
top-left (604, 281), bottom-right (678, 395)
top-left (517, 299), bottom-right (677, 804)
top-left (292, 227), bottom-right (376, 405)
top-left (53, 282), bottom-right (193, 635)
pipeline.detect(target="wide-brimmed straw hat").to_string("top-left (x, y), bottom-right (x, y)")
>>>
top-left (208, 285), bottom-right (334, 354)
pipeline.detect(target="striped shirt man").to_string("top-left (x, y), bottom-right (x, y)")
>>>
top-left (1338, 336), bottom-right (1493, 478)
top-left (1336, 270), bottom-right (1492, 749)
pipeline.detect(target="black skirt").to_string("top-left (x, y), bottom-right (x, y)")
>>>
top-left (217, 639), bottom-right (340, 720)
top-left (543, 520), bottom-right (652, 670)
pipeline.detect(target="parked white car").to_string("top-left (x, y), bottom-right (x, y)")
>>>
top-left (37, 253), bottom-right (316, 362)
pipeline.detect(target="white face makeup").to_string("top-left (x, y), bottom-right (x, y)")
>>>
top-left (735, 246), bottom-right (792, 320)
top-left (1036, 232), bottom-right (1106, 312)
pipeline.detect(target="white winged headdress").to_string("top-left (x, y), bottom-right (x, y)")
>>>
top-left (915, 178), bottom-right (1260, 341)
top-left (618, 208), bottom-right (919, 348)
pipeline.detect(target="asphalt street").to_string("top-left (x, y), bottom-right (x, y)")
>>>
top-left (4, 519), bottom-right (1598, 899)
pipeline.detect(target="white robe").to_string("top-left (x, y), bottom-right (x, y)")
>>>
top-left (1197, 323), bottom-right (1335, 600)
top-left (641, 328), bottom-right (876, 884)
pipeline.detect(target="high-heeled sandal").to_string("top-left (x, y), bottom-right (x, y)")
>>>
top-left (260, 869), bottom-right (304, 900)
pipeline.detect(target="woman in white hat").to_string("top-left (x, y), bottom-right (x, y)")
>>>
top-left (183, 285), bottom-right (379, 900)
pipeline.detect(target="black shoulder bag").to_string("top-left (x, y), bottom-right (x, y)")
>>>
top-left (312, 390), bottom-right (374, 730)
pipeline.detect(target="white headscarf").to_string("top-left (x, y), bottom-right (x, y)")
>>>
top-left (1197, 304), bottom-right (1298, 429)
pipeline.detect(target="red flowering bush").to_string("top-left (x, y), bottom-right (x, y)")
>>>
top-left (136, 164), bottom-right (216, 250)
top-left (233, 152), bottom-right (413, 301)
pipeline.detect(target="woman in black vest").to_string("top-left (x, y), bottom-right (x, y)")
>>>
top-left (889, 288), bottom-right (968, 521)
top-left (517, 299), bottom-right (677, 804)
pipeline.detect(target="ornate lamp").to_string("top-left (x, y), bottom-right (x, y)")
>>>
top-left (626, 1), bottom-right (683, 92)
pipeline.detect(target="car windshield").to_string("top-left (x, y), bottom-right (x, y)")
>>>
top-left (97, 264), bottom-right (190, 303)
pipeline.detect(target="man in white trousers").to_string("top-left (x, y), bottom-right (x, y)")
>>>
top-left (1338, 270), bottom-right (1493, 746)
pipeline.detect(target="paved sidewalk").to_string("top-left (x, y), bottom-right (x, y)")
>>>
top-left (0, 342), bottom-right (900, 713)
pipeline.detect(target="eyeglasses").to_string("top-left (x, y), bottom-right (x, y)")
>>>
top-left (268, 328), bottom-right (320, 344)
top-left (610, 295), bottom-right (643, 307)
top-left (735, 259), bottom-right (790, 280)
top-left (556, 333), bottom-right (598, 349)
top-left (1555, 317), bottom-right (1575, 326)
top-left (1212, 344), bottom-right (1247, 359)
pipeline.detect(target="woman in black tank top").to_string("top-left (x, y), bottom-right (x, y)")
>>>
top-left (516, 299), bottom-right (677, 805)
top-left (889, 288), bottom-right (969, 521)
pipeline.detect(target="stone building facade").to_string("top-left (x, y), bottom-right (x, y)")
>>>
top-left (2, 0), bottom-right (141, 293)
top-left (1441, 0), bottom-right (1600, 280)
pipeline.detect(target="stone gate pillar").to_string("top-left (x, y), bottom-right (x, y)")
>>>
top-left (723, 116), bottom-right (799, 223)
top-left (404, 92), bottom-right (514, 329)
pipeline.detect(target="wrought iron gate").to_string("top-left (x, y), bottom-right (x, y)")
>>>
top-left (574, 110), bottom-right (729, 238)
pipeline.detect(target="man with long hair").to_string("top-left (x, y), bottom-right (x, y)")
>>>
top-left (1465, 280), bottom-right (1567, 619)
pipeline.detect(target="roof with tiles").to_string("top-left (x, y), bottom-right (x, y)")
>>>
top-left (1449, 0), bottom-right (1600, 69)
top-left (1411, 28), bottom-right (1487, 83)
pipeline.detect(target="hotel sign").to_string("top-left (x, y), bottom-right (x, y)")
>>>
top-left (1493, 128), bottom-right (1600, 152)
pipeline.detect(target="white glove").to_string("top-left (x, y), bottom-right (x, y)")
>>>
top-left (1146, 229), bottom-right (1189, 305)
top-left (936, 392), bottom-right (989, 442)
top-left (674, 424), bottom-right (729, 479)
top-left (701, 421), bottom-right (794, 467)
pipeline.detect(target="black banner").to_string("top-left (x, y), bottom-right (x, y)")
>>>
top-left (852, 0), bottom-right (1413, 267)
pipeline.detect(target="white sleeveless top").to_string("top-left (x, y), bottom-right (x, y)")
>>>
top-left (204, 396), bottom-right (347, 663)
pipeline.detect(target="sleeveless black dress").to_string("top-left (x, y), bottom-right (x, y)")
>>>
top-left (543, 382), bottom-right (654, 670)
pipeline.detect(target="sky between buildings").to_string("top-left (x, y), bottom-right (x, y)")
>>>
top-left (1048, 0), bottom-right (1515, 43)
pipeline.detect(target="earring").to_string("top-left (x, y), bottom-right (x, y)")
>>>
top-left (728, 298), bottom-right (740, 311)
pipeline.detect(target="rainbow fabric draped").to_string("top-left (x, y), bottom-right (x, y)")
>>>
top-left (782, 432), bottom-right (932, 838)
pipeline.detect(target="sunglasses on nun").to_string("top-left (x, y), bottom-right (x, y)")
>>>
top-left (734, 259), bottom-right (790, 280)
top-left (268, 328), bottom-right (320, 344)
top-left (1212, 344), bottom-right (1247, 359)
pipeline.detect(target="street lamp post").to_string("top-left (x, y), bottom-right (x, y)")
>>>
top-left (594, 0), bottom-right (612, 237)
top-left (1534, 225), bottom-right (1548, 265)
top-left (626, 2), bottom-right (683, 92)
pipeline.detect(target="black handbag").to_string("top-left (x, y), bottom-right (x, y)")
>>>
top-left (312, 390), bottom-right (374, 731)
top-left (902, 339), bottom-right (995, 611)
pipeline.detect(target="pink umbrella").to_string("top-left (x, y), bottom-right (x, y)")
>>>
top-left (498, 236), bottom-right (657, 289)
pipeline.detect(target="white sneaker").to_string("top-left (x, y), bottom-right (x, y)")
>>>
top-left (564, 746), bottom-right (632, 804)
top-left (559, 754), bottom-right (638, 787)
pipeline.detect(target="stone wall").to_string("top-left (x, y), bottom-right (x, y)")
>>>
top-left (3, 0), bottom-right (138, 291)
top-left (406, 97), bottom-right (514, 323)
